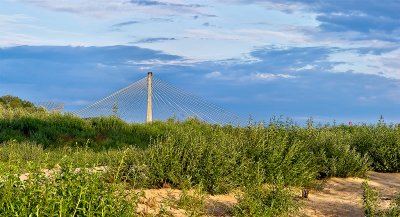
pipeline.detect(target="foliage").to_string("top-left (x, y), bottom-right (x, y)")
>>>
top-left (233, 184), bottom-right (299, 217)
top-left (362, 181), bottom-right (400, 217)
top-left (0, 162), bottom-right (138, 216)
top-left (0, 95), bottom-right (36, 110)
top-left (128, 122), bottom-right (318, 194)
top-left (2, 96), bottom-right (400, 216)
top-left (0, 106), bottom-right (172, 149)
top-left (389, 193), bottom-right (400, 216)
top-left (175, 187), bottom-right (207, 216)
top-left (362, 181), bottom-right (380, 216)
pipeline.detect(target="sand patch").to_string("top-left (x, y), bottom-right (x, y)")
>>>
top-left (132, 172), bottom-right (400, 216)
top-left (300, 172), bottom-right (400, 217)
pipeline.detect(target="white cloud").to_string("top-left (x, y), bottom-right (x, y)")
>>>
top-left (294, 64), bottom-right (315, 71)
top-left (205, 71), bottom-right (296, 82)
top-left (13, 0), bottom-right (208, 18)
top-left (127, 58), bottom-right (203, 66)
top-left (186, 28), bottom-right (308, 44)
top-left (0, 32), bottom-right (60, 47)
top-left (249, 73), bottom-right (296, 80)
top-left (329, 48), bottom-right (400, 79)
top-left (217, 0), bottom-right (307, 13)
top-left (0, 14), bottom-right (32, 25)
top-left (205, 71), bottom-right (223, 79)
top-left (0, 13), bottom-right (93, 47)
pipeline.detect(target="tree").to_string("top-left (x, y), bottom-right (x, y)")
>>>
top-left (0, 95), bottom-right (36, 109)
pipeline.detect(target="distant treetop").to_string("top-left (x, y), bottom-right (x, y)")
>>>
top-left (0, 95), bottom-right (35, 109)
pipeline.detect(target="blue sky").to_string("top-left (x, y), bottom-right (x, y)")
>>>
top-left (1, 0), bottom-right (400, 124)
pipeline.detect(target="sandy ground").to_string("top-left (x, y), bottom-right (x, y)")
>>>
top-left (301, 172), bottom-right (400, 217)
top-left (136, 172), bottom-right (400, 216)
top-left (136, 188), bottom-right (237, 216)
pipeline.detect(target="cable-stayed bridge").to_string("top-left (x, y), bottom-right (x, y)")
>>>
top-left (74, 72), bottom-right (242, 125)
top-left (35, 102), bottom-right (64, 112)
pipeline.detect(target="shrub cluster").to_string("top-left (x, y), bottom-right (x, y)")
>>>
top-left (0, 161), bottom-right (138, 216)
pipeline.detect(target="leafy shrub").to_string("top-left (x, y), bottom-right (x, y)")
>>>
top-left (132, 123), bottom-right (318, 194)
top-left (389, 193), bottom-right (400, 216)
top-left (175, 188), bottom-right (207, 216)
top-left (233, 184), bottom-right (298, 217)
top-left (0, 95), bottom-right (36, 109)
top-left (0, 163), bottom-right (138, 216)
top-left (305, 129), bottom-right (370, 178)
top-left (362, 181), bottom-right (400, 217)
top-left (362, 181), bottom-right (380, 216)
top-left (350, 122), bottom-right (400, 172)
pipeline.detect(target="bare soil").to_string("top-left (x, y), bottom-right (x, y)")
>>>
top-left (135, 172), bottom-right (400, 216)
top-left (301, 172), bottom-right (400, 217)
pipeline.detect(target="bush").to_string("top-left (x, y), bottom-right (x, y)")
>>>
top-left (124, 123), bottom-right (319, 194)
top-left (362, 181), bottom-right (380, 216)
top-left (350, 122), bottom-right (400, 172)
top-left (0, 95), bottom-right (36, 110)
top-left (233, 184), bottom-right (298, 217)
top-left (305, 129), bottom-right (370, 178)
top-left (0, 163), bottom-right (138, 216)
top-left (362, 181), bottom-right (400, 217)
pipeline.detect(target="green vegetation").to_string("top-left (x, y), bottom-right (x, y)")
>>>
top-left (362, 181), bottom-right (400, 216)
top-left (0, 162), bottom-right (138, 216)
top-left (362, 181), bottom-right (380, 216)
top-left (1, 96), bottom-right (400, 216)
top-left (233, 185), bottom-right (298, 216)
top-left (175, 188), bottom-right (207, 216)
top-left (0, 95), bottom-right (36, 110)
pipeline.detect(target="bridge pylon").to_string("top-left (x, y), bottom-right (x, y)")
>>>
top-left (74, 72), bottom-right (243, 125)
top-left (146, 72), bottom-right (153, 123)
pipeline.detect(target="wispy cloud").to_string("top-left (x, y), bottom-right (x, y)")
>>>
top-left (110, 18), bottom-right (175, 31)
top-left (133, 37), bottom-right (177, 44)
top-left (228, 0), bottom-right (400, 34)
top-left (186, 28), bottom-right (308, 44)
top-left (126, 57), bottom-right (205, 66)
top-left (16, 0), bottom-right (209, 18)
top-left (150, 17), bottom-right (174, 22)
top-left (111, 20), bottom-right (140, 28)
top-left (205, 71), bottom-right (223, 79)
top-left (329, 48), bottom-right (400, 79)
top-left (205, 71), bottom-right (296, 82)
top-left (219, 0), bottom-right (307, 13)
top-left (129, 0), bottom-right (203, 8)
top-left (250, 73), bottom-right (296, 80)
top-left (0, 14), bottom-right (33, 24)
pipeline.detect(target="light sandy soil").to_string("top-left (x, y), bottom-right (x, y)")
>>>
top-left (136, 188), bottom-right (237, 216)
top-left (135, 172), bottom-right (400, 216)
top-left (301, 172), bottom-right (400, 217)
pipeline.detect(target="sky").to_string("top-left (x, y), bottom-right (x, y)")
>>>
top-left (0, 0), bottom-right (400, 124)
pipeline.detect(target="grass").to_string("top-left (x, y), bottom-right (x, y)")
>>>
top-left (1, 97), bottom-right (400, 216)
